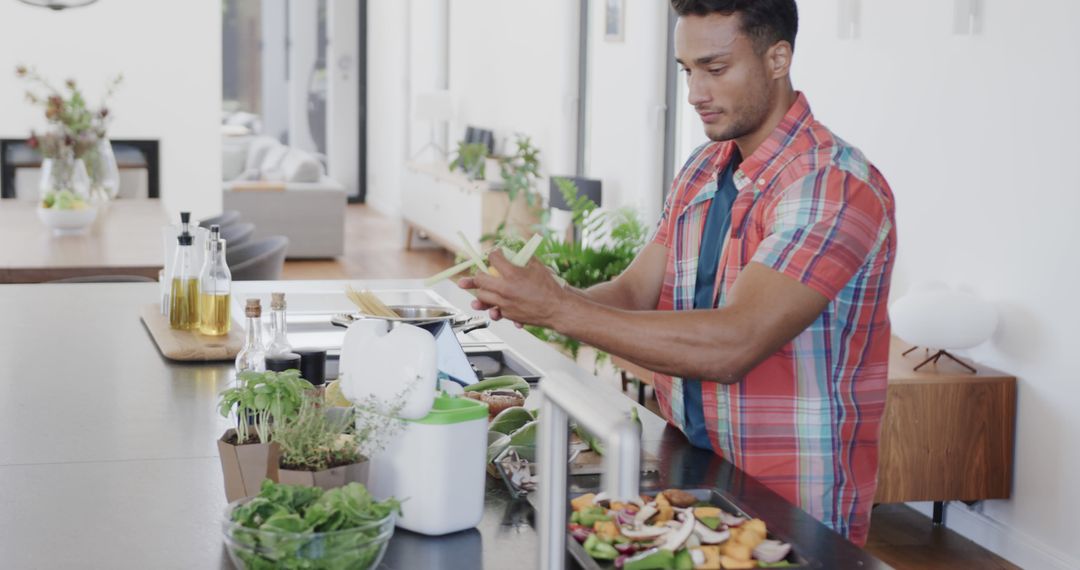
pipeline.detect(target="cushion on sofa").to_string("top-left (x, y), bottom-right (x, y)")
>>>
top-left (279, 148), bottom-right (323, 183)
top-left (222, 135), bottom-right (253, 181)
top-left (244, 136), bottom-right (281, 173)
top-left (258, 144), bottom-right (291, 181)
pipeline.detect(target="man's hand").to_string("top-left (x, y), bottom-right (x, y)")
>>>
top-left (456, 249), bottom-right (569, 328)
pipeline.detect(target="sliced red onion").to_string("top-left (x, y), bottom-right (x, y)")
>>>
top-left (692, 520), bottom-right (731, 544)
top-left (615, 554), bottom-right (629, 569)
top-left (619, 525), bottom-right (671, 540)
top-left (570, 527), bottom-right (592, 543)
top-left (753, 539), bottom-right (792, 563)
top-left (615, 509), bottom-right (636, 527)
top-left (614, 542), bottom-right (638, 555)
top-left (633, 504), bottom-right (658, 527)
top-left (660, 513), bottom-right (696, 551)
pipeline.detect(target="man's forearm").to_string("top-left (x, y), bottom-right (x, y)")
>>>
top-left (550, 293), bottom-right (754, 382)
top-left (566, 279), bottom-right (642, 311)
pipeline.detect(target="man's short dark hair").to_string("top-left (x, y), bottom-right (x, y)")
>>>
top-left (670, 0), bottom-right (798, 53)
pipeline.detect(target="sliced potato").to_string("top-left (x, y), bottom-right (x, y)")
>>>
top-left (693, 546), bottom-right (722, 570)
top-left (720, 554), bottom-right (756, 569)
top-left (725, 543), bottom-right (752, 562)
top-left (570, 493), bottom-right (596, 512)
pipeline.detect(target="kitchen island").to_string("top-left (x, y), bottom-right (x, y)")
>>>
top-left (0, 280), bottom-right (890, 569)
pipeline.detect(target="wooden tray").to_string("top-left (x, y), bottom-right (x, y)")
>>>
top-left (139, 304), bottom-right (242, 361)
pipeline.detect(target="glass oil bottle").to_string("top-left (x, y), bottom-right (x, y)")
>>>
top-left (168, 212), bottom-right (198, 330)
top-left (266, 292), bottom-right (293, 356)
top-left (235, 298), bottom-right (267, 373)
top-left (198, 226), bottom-right (232, 336)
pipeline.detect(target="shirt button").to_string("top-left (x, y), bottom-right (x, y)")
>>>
top-left (757, 178), bottom-right (767, 186)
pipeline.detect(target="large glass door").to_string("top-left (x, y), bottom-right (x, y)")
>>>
top-left (221, 0), bottom-right (365, 201)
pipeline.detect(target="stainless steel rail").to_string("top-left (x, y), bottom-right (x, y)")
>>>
top-left (537, 371), bottom-right (641, 570)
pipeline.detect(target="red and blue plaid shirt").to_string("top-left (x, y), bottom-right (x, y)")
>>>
top-left (652, 93), bottom-right (896, 545)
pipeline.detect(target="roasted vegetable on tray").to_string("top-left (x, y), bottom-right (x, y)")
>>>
top-left (568, 489), bottom-right (795, 569)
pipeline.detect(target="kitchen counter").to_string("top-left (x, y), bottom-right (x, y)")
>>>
top-left (0, 280), bottom-right (890, 569)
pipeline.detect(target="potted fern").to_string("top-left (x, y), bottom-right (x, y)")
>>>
top-left (216, 369), bottom-right (312, 501)
top-left (269, 391), bottom-right (406, 491)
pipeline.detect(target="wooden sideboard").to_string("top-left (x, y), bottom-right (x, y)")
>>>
top-left (614, 337), bottom-right (1016, 523)
top-left (401, 161), bottom-right (539, 254)
top-left (876, 338), bottom-right (1015, 519)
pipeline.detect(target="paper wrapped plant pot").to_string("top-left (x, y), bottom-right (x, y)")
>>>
top-left (276, 462), bottom-right (370, 491)
top-left (266, 442), bottom-right (370, 491)
top-left (217, 429), bottom-right (273, 502)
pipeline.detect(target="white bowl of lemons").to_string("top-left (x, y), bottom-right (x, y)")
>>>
top-left (37, 190), bottom-right (98, 236)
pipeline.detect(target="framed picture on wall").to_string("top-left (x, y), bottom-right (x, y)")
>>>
top-left (605, 0), bottom-right (624, 42)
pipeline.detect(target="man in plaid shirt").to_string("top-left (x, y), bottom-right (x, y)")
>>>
top-left (462, 0), bottom-right (896, 545)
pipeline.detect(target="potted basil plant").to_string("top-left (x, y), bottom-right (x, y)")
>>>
top-left (217, 369), bottom-right (311, 501)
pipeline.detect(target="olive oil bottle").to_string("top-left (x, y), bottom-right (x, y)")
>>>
top-left (168, 213), bottom-right (198, 330)
top-left (198, 225), bottom-right (232, 336)
top-left (169, 277), bottom-right (199, 329)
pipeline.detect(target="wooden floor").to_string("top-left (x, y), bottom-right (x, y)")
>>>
top-left (281, 204), bottom-right (455, 280)
top-left (865, 504), bottom-right (1021, 569)
top-left (294, 204), bottom-right (1022, 570)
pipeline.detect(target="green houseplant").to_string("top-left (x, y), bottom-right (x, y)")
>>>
top-left (527, 178), bottom-right (647, 364)
top-left (449, 141), bottom-right (489, 180)
top-left (217, 370), bottom-right (314, 501)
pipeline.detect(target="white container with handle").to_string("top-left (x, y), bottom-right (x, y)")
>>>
top-left (339, 317), bottom-right (489, 536)
top-left (368, 393), bottom-right (488, 535)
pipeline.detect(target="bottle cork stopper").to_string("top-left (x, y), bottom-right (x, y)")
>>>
top-left (271, 292), bottom-right (286, 310)
top-left (245, 298), bottom-right (262, 318)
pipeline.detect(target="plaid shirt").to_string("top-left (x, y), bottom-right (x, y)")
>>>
top-left (651, 93), bottom-right (896, 545)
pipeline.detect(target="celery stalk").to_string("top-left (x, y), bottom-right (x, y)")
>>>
top-left (457, 231), bottom-right (489, 273)
top-left (423, 259), bottom-right (478, 287)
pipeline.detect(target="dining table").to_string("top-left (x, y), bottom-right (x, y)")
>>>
top-left (0, 198), bottom-right (167, 283)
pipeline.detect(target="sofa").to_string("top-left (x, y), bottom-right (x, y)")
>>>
top-left (221, 135), bottom-right (346, 259)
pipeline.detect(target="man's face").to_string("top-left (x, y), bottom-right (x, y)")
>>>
top-left (674, 13), bottom-right (775, 143)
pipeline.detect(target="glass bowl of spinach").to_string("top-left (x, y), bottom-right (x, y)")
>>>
top-left (223, 480), bottom-right (399, 570)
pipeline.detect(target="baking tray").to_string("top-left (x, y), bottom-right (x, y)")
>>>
top-left (566, 488), bottom-right (811, 570)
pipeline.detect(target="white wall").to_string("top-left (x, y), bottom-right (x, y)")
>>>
top-left (0, 0), bottom-right (222, 219)
top-left (791, 1), bottom-right (1080, 568)
top-left (407, 0), bottom-right (449, 163)
top-left (328, 0), bottom-right (362, 199)
top-left (584, 0), bottom-right (669, 226)
top-left (365, 0), bottom-right (412, 217)
top-left (448, 0), bottom-right (579, 177)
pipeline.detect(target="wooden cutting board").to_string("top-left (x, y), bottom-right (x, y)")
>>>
top-left (139, 304), bottom-right (243, 361)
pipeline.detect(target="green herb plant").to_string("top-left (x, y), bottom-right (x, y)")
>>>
top-left (218, 370), bottom-right (312, 445)
top-left (273, 394), bottom-right (361, 472)
top-left (449, 141), bottom-right (489, 180)
top-left (229, 479), bottom-right (401, 570)
top-left (481, 134), bottom-right (546, 245)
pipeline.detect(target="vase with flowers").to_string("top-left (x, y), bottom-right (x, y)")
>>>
top-left (16, 65), bottom-right (122, 219)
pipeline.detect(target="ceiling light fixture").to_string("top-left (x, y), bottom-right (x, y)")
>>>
top-left (17, 0), bottom-right (98, 11)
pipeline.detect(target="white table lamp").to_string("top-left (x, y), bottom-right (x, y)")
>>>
top-left (889, 283), bottom-right (998, 373)
top-left (413, 90), bottom-right (454, 161)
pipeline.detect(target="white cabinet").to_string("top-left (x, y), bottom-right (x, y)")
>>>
top-left (402, 162), bottom-right (539, 254)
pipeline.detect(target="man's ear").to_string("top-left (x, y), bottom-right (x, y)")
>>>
top-left (765, 41), bottom-right (792, 79)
